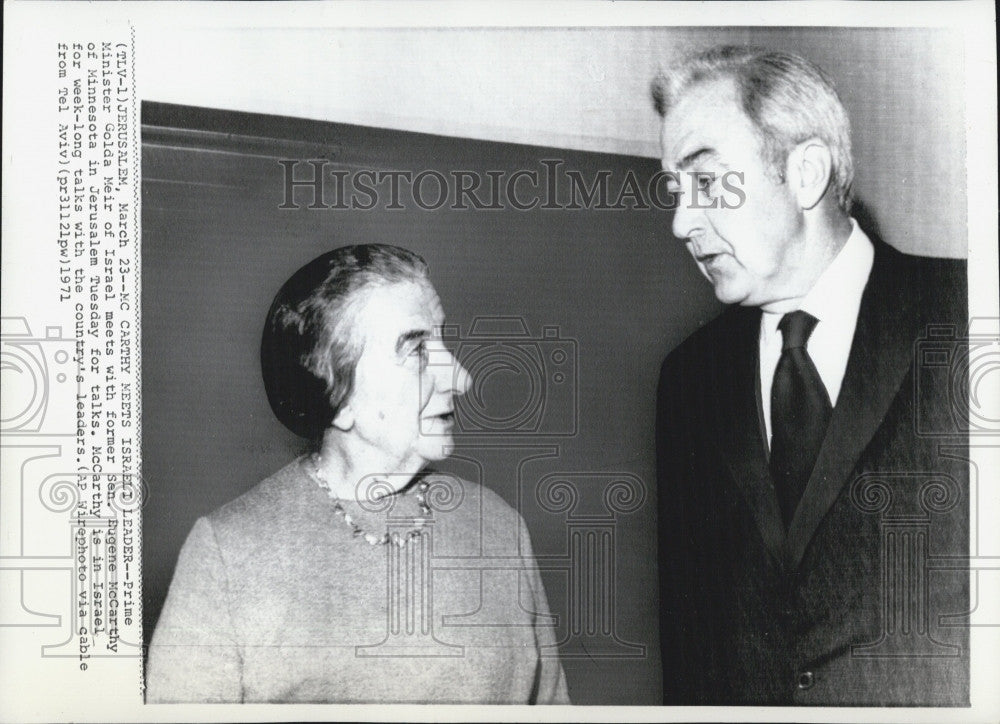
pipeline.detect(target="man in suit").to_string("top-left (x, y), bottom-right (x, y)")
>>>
top-left (654, 46), bottom-right (969, 705)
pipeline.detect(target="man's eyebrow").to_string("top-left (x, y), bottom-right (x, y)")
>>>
top-left (395, 329), bottom-right (429, 355)
top-left (676, 147), bottom-right (718, 171)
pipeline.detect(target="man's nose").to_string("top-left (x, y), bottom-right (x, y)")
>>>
top-left (671, 192), bottom-right (704, 243)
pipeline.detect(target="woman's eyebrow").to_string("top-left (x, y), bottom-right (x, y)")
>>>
top-left (395, 328), bottom-right (429, 354)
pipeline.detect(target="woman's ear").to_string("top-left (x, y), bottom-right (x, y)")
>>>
top-left (786, 138), bottom-right (833, 210)
top-left (332, 401), bottom-right (355, 432)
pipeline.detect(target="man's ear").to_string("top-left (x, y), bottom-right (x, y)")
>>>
top-left (786, 138), bottom-right (833, 210)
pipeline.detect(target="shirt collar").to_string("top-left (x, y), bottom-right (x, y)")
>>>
top-left (798, 218), bottom-right (874, 326)
top-left (761, 219), bottom-right (874, 330)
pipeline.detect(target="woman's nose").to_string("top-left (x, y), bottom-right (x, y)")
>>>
top-left (429, 344), bottom-right (470, 395)
top-left (451, 358), bottom-right (471, 396)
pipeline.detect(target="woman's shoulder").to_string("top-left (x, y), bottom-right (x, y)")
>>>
top-left (203, 457), bottom-right (319, 536)
top-left (422, 470), bottom-right (519, 512)
top-left (419, 471), bottom-right (549, 562)
top-left (420, 470), bottom-right (529, 543)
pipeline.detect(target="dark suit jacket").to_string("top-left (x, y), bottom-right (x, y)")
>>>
top-left (657, 240), bottom-right (969, 705)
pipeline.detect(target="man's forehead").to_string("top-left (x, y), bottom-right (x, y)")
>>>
top-left (669, 76), bottom-right (740, 121)
top-left (660, 77), bottom-right (742, 167)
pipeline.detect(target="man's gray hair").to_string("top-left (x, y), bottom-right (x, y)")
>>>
top-left (652, 45), bottom-right (854, 212)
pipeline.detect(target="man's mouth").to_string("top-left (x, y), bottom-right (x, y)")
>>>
top-left (697, 252), bottom-right (729, 270)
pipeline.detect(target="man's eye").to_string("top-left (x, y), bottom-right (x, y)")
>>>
top-left (695, 173), bottom-right (716, 193)
top-left (412, 341), bottom-right (429, 363)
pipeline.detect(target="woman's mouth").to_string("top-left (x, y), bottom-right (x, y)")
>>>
top-left (425, 410), bottom-right (454, 423)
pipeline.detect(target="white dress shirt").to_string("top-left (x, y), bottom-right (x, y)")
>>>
top-left (760, 219), bottom-right (875, 448)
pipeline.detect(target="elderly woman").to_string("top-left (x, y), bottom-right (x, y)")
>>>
top-left (146, 244), bottom-right (569, 704)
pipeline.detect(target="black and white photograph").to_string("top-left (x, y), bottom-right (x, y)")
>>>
top-left (1, 1), bottom-right (998, 721)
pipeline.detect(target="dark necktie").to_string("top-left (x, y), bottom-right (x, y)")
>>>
top-left (770, 311), bottom-right (833, 528)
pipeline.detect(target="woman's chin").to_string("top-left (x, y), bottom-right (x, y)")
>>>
top-left (417, 435), bottom-right (455, 462)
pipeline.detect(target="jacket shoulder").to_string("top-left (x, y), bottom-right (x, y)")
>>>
top-left (882, 243), bottom-right (966, 280)
top-left (875, 243), bottom-right (968, 322)
top-left (659, 305), bottom-right (758, 379)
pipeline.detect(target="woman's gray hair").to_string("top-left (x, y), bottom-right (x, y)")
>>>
top-left (261, 244), bottom-right (430, 440)
top-left (652, 45), bottom-right (854, 212)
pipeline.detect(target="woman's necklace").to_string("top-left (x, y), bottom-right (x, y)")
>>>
top-left (306, 455), bottom-right (432, 547)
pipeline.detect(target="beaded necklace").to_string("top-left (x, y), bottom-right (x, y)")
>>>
top-left (306, 455), bottom-right (431, 547)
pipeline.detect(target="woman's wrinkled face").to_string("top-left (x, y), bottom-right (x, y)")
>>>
top-left (335, 280), bottom-right (470, 475)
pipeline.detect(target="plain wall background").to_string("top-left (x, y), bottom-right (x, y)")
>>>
top-left (139, 26), bottom-right (968, 257)
top-left (141, 105), bottom-right (712, 703)
top-left (140, 27), bottom-right (967, 705)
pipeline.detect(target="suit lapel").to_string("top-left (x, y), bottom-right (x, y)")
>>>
top-left (784, 242), bottom-right (919, 569)
top-left (722, 306), bottom-right (786, 563)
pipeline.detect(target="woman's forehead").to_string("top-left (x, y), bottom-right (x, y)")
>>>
top-left (355, 279), bottom-right (444, 333)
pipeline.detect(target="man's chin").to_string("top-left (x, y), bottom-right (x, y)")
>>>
top-left (711, 284), bottom-right (750, 306)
